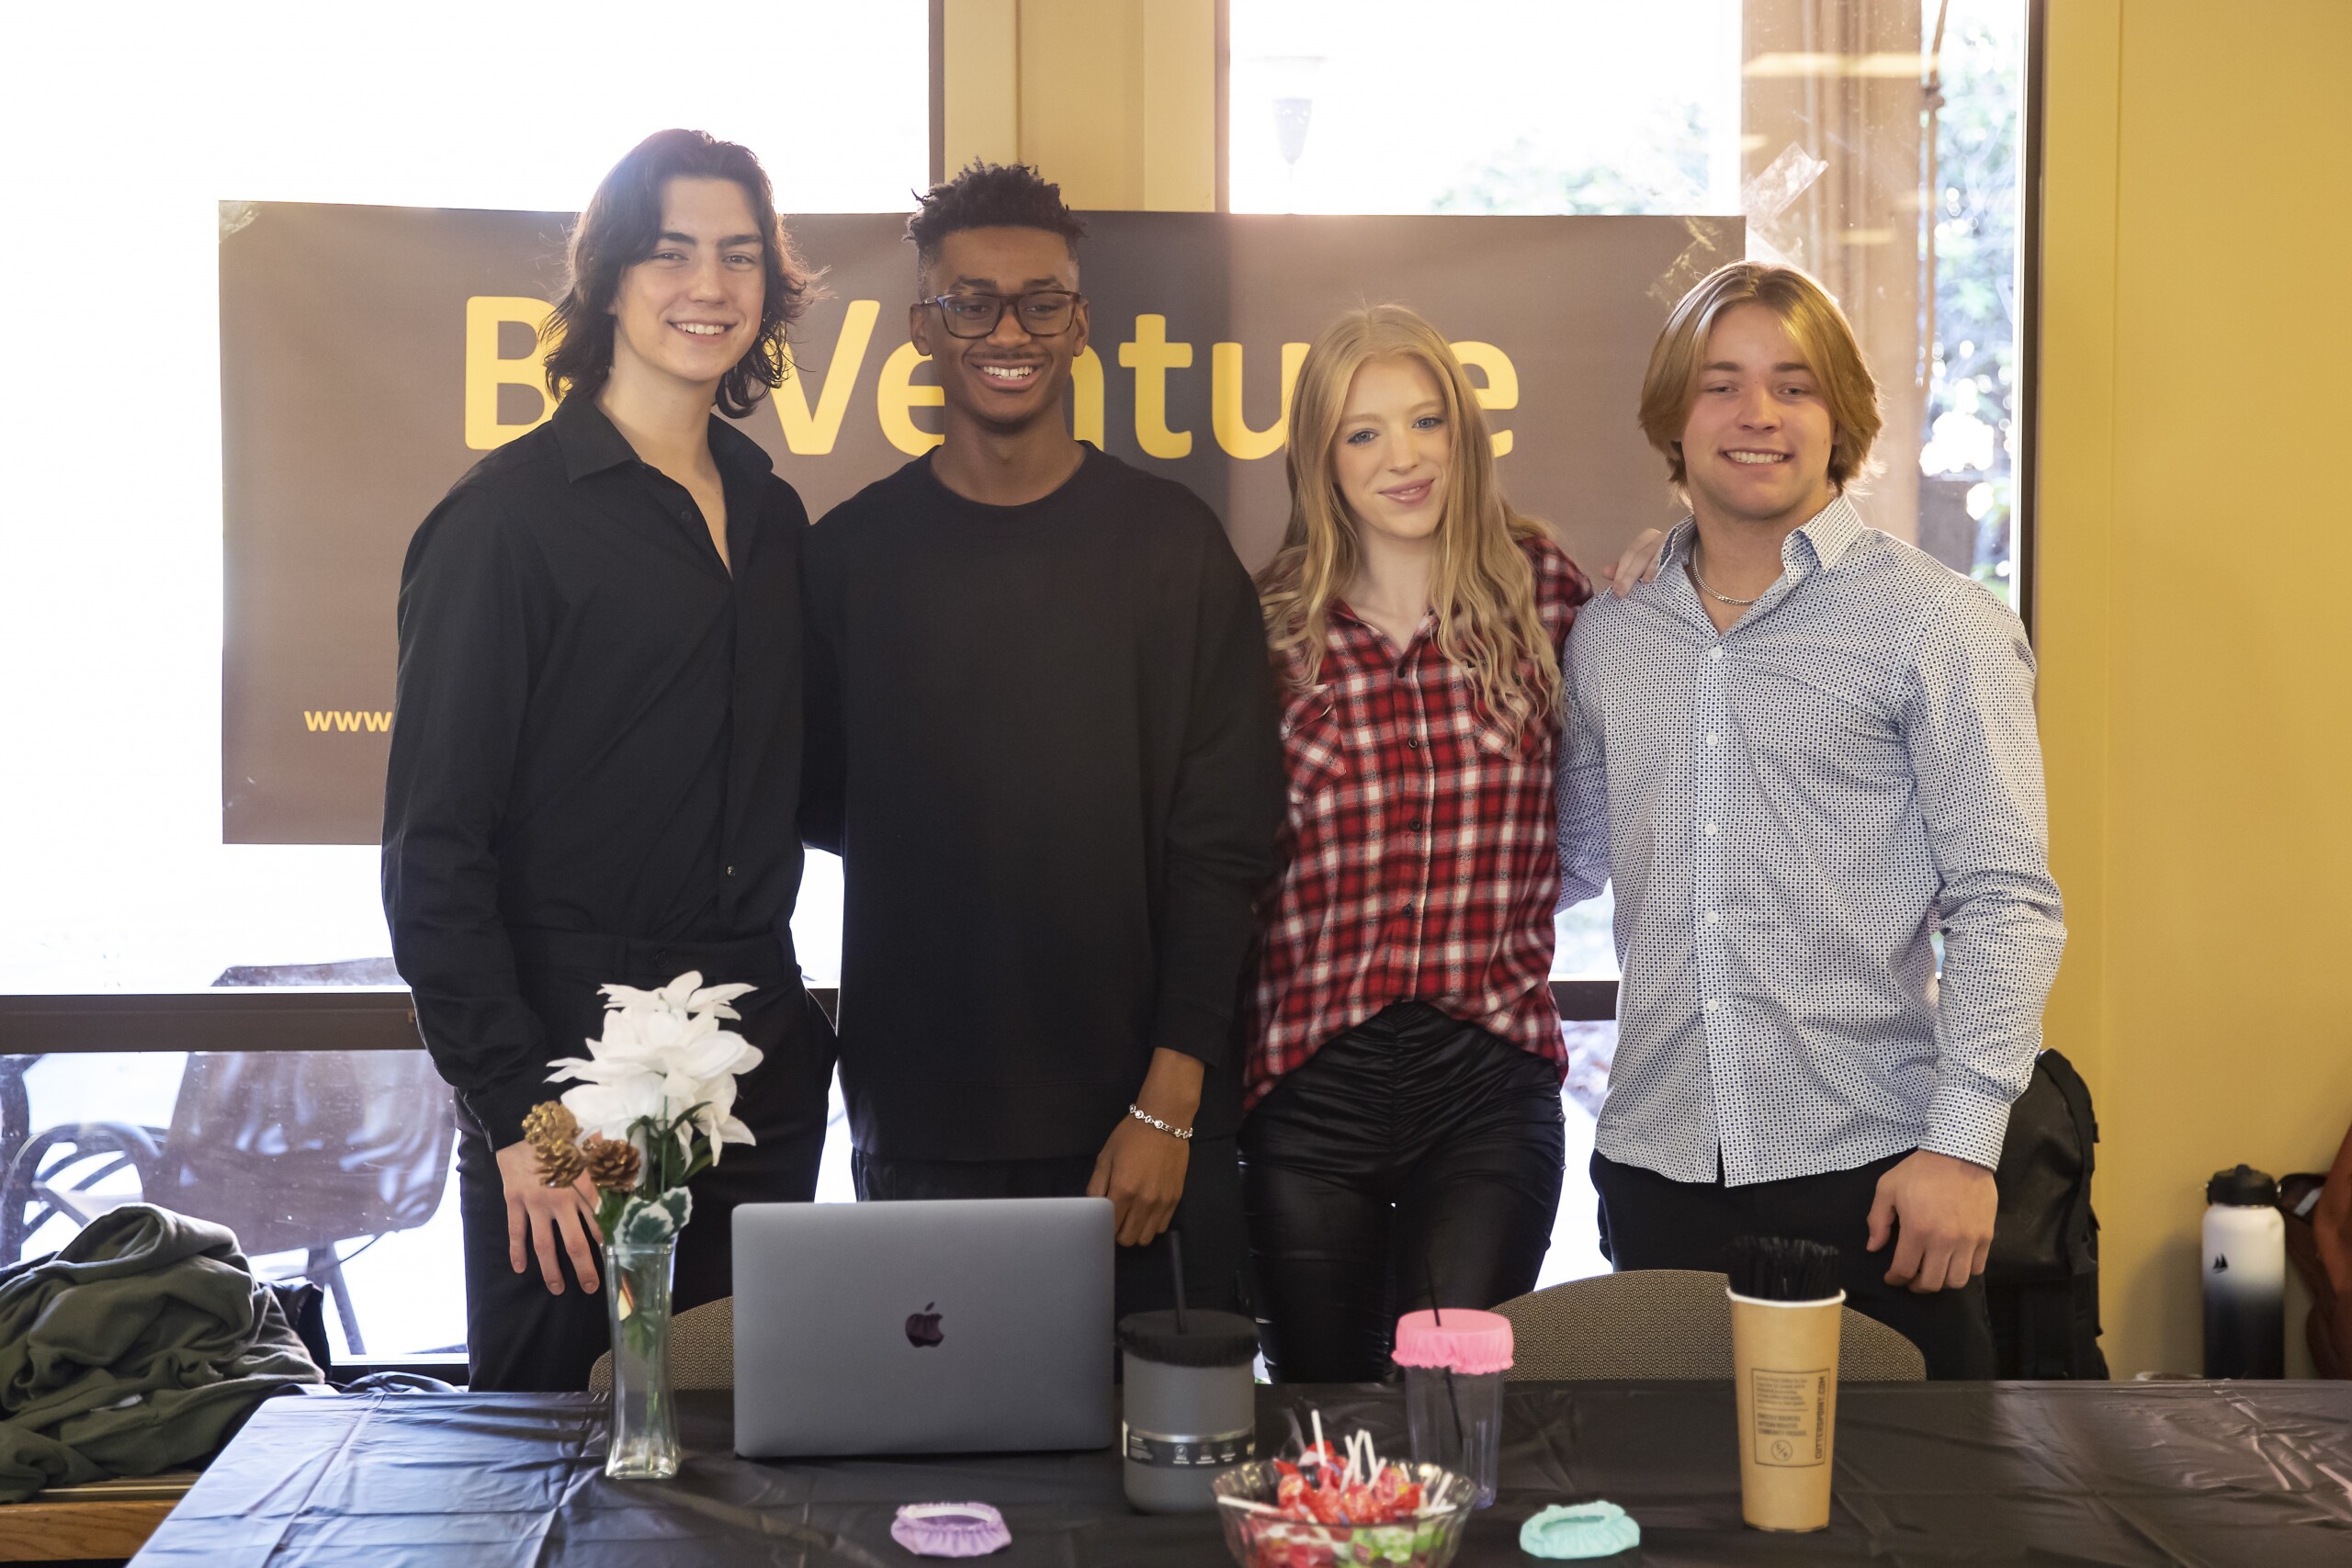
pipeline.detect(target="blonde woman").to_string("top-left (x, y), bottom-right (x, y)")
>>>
top-left (1239, 305), bottom-right (1590, 1382)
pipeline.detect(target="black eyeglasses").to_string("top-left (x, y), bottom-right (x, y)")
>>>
top-left (924, 289), bottom-right (1084, 339)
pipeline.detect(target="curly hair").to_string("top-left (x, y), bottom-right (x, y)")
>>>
top-left (544, 129), bottom-right (817, 419)
top-left (906, 161), bottom-right (1086, 288)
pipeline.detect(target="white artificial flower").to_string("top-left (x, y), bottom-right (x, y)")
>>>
top-left (555, 1070), bottom-right (667, 1143)
top-left (546, 971), bottom-right (764, 1156)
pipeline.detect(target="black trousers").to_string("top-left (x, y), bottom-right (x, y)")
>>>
top-left (1589, 1148), bottom-right (1997, 1380)
top-left (457, 935), bottom-right (835, 1393)
top-left (1240, 1003), bottom-right (1566, 1383)
top-left (852, 1137), bottom-right (1248, 1324)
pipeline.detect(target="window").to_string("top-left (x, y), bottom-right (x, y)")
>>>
top-left (0, 2), bottom-right (926, 1343)
top-left (1231, 0), bottom-right (2032, 1288)
top-left (1230, 0), bottom-right (2033, 991)
top-left (0, 5), bottom-right (920, 998)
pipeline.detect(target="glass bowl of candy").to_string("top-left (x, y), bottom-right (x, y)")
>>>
top-left (1213, 1456), bottom-right (1477, 1568)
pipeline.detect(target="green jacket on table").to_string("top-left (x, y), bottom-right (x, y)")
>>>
top-left (0, 1203), bottom-right (322, 1503)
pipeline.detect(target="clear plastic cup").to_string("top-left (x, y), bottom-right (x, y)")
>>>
top-left (1403, 1365), bottom-right (1504, 1506)
top-left (1392, 1309), bottom-right (1513, 1507)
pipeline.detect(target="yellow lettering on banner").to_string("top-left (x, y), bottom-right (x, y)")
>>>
top-left (877, 341), bottom-right (944, 456)
top-left (774, 299), bottom-right (879, 455)
top-left (1119, 316), bottom-right (1193, 459)
top-left (1070, 348), bottom-right (1105, 446)
top-left (1210, 341), bottom-right (1309, 460)
top-left (304, 710), bottom-right (391, 733)
top-left (1451, 341), bottom-right (1520, 457)
top-left (464, 297), bottom-right (556, 450)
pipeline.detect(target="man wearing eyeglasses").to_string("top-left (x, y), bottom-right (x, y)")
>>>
top-left (800, 163), bottom-right (1283, 1321)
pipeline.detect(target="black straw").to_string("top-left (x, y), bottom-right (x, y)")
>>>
top-left (1724, 1235), bottom-right (1842, 1302)
top-left (1169, 1227), bottom-right (1190, 1334)
top-left (1420, 1248), bottom-right (1464, 1450)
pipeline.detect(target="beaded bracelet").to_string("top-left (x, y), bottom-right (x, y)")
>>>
top-left (1126, 1103), bottom-right (1194, 1141)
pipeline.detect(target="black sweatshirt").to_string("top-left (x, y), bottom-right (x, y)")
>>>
top-left (802, 446), bottom-right (1283, 1161)
top-left (383, 398), bottom-right (809, 1145)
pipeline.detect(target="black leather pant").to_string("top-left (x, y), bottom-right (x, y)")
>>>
top-left (1240, 1003), bottom-right (1566, 1383)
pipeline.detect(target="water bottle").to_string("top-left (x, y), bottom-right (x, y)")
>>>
top-left (2202, 1165), bottom-right (2284, 1379)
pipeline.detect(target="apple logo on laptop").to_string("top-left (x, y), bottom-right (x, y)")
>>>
top-left (905, 1302), bottom-right (944, 1348)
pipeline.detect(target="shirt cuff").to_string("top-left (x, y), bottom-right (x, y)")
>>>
top-left (1918, 1078), bottom-right (2016, 1172)
top-left (464, 1069), bottom-right (561, 1150)
top-left (1149, 994), bottom-right (1233, 1073)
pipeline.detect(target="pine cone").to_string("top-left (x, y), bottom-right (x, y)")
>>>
top-left (582, 1134), bottom-right (643, 1193)
top-left (523, 1101), bottom-right (586, 1188)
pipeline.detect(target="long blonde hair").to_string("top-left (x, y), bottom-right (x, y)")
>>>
top-left (1259, 304), bottom-right (1559, 734)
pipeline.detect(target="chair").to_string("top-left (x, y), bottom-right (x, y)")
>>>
top-left (0, 1051), bottom-right (457, 1356)
top-left (589, 1295), bottom-right (735, 1394)
top-left (1494, 1269), bottom-right (1927, 1382)
top-left (0, 1054), bottom-right (40, 1266)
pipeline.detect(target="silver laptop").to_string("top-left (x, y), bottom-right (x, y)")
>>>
top-left (732, 1196), bottom-right (1114, 1457)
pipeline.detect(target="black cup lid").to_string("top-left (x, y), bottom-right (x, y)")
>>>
top-left (1117, 1310), bottom-right (1259, 1368)
top-left (2207, 1164), bottom-right (2279, 1206)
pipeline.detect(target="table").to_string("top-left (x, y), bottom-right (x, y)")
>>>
top-left (130, 1381), bottom-right (2352, 1566)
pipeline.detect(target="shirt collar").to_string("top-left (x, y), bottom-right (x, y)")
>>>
top-left (551, 393), bottom-right (776, 488)
top-left (1791, 492), bottom-right (1868, 570)
top-left (1656, 492), bottom-right (1869, 578)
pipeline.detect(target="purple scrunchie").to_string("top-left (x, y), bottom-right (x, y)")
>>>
top-left (890, 1502), bottom-right (1011, 1558)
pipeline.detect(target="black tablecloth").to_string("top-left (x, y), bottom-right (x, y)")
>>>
top-left (130, 1381), bottom-right (2352, 1566)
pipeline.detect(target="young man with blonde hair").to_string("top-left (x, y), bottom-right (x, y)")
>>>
top-left (1556, 261), bottom-right (2065, 1376)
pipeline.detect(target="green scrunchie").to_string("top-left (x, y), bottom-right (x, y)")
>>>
top-left (1519, 1500), bottom-right (1640, 1559)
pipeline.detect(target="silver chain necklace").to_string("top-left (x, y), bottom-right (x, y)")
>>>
top-left (1688, 551), bottom-right (1762, 607)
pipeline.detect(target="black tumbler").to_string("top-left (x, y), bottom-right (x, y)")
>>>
top-left (1117, 1310), bottom-right (1259, 1512)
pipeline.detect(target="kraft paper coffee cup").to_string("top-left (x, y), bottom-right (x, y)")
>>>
top-left (1726, 1288), bottom-right (1842, 1532)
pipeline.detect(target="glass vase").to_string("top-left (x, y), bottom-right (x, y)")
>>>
top-left (602, 1237), bottom-right (679, 1480)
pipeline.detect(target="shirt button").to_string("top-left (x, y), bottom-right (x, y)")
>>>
top-left (1704, 822), bottom-right (1719, 836)
top-left (1705, 998), bottom-right (1721, 1012)
top-left (1708, 647), bottom-right (1724, 661)
top-left (1705, 909), bottom-right (1720, 923)
top-left (1706, 732), bottom-right (1720, 746)
top-left (1408, 818), bottom-right (1423, 831)
top-left (1406, 737), bottom-right (1420, 750)
top-left (726, 865), bottom-right (736, 877)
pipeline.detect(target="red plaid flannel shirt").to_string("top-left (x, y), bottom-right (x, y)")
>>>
top-left (1240, 534), bottom-right (1591, 1108)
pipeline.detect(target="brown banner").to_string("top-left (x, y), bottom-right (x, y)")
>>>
top-left (220, 204), bottom-right (1738, 842)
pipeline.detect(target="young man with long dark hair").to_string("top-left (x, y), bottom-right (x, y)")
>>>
top-left (384, 130), bottom-right (835, 1392)
top-left (800, 163), bottom-right (1283, 1322)
top-left (1556, 262), bottom-right (2064, 1377)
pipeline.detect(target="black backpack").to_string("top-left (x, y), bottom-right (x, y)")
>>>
top-left (1985, 1047), bottom-right (2109, 1378)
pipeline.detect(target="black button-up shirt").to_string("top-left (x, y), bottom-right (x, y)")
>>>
top-left (383, 395), bottom-right (808, 1145)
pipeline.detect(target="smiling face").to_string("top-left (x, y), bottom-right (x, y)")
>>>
top-left (605, 175), bottom-right (765, 400)
top-left (1677, 302), bottom-right (1841, 532)
top-left (1329, 355), bottom-right (1453, 549)
top-left (910, 225), bottom-right (1087, 435)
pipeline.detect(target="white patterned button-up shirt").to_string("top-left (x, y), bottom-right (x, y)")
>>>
top-left (1557, 496), bottom-right (2065, 1187)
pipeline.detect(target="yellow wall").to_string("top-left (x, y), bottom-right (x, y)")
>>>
top-left (2039, 0), bottom-right (2352, 1376)
top-left (941, 0), bottom-right (1216, 210)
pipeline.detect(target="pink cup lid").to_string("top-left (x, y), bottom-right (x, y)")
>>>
top-left (1392, 1309), bottom-right (1513, 1374)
